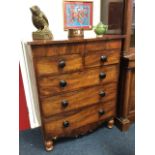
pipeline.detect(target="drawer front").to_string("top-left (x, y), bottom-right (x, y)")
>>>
top-left (34, 54), bottom-right (83, 76)
top-left (41, 83), bottom-right (117, 117)
top-left (38, 65), bottom-right (119, 97)
top-left (86, 40), bottom-right (122, 52)
top-left (32, 43), bottom-right (84, 58)
top-left (85, 50), bottom-right (120, 68)
top-left (44, 102), bottom-right (116, 136)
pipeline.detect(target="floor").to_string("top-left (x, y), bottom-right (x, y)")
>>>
top-left (19, 124), bottom-right (135, 155)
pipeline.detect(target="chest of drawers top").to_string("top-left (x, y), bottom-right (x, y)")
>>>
top-left (28, 35), bottom-right (125, 45)
top-left (28, 35), bottom-right (124, 55)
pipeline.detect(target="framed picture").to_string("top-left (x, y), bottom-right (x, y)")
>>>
top-left (64, 0), bottom-right (93, 30)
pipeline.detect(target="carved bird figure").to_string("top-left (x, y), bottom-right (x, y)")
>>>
top-left (30, 5), bottom-right (49, 31)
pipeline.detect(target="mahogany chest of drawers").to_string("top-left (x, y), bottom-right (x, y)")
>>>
top-left (27, 35), bottom-right (124, 151)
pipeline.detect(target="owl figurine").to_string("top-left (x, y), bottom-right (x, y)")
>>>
top-left (30, 5), bottom-right (53, 40)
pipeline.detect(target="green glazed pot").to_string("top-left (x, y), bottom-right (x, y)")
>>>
top-left (93, 22), bottom-right (108, 36)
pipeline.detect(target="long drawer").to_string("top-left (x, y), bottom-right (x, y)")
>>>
top-left (41, 83), bottom-right (117, 118)
top-left (38, 65), bottom-right (119, 97)
top-left (44, 102), bottom-right (116, 137)
top-left (31, 43), bottom-right (85, 58)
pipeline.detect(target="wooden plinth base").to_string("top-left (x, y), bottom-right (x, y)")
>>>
top-left (115, 117), bottom-right (131, 131)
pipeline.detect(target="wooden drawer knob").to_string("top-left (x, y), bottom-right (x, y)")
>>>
top-left (63, 121), bottom-right (70, 128)
top-left (100, 55), bottom-right (107, 62)
top-left (99, 72), bottom-right (106, 79)
top-left (59, 80), bottom-right (67, 87)
top-left (58, 60), bottom-right (66, 68)
top-left (99, 91), bottom-right (106, 97)
top-left (61, 100), bottom-right (69, 108)
top-left (98, 109), bottom-right (105, 116)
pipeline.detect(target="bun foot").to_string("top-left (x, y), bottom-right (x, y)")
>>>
top-left (107, 118), bottom-right (114, 129)
top-left (44, 140), bottom-right (54, 152)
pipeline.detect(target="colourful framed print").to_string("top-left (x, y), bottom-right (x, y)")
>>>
top-left (64, 0), bottom-right (93, 30)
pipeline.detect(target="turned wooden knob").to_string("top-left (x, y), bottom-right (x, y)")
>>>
top-left (58, 60), bottom-right (66, 68)
top-left (108, 119), bottom-right (114, 129)
top-left (44, 140), bottom-right (53, 151)
top-left (99, 72), bottom-right (106, 79)
top-left (99, 91), bottom-right (106, 97)
top-left (100, 55), bottom-right (107, 62)
top-left (63, 121), bottom-right (70, 128)
top-left (59, 80), bottom-right (67, 87)
top-left (61, 100), bottom-right (69, 108)
top-left (98, 109), bottom-right (105, 115)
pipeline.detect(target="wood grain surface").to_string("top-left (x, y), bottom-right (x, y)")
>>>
top-left (41, 83), bottom-right (117, 117)
top-left (44, 102), bottom-right (116, 136)
top-left (32, 43), bottom-right (84, 58)
top-left (86, 40), bottom-right (122, 51)
top-left (38, 65), bottom-right (119, 97)
top-left (85, 50), bottom-right (120, 68)
top-left (34, 54), bottom-right (83, 76)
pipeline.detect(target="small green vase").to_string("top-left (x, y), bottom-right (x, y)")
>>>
top-left (93, 22), bottom-right (108, 37)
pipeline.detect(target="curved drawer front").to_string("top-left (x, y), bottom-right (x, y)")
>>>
top-left (38, 65), bottom-right (119, 97)
top-left (34, 54), bottom-right (83, 76)
top-left (44, 102), bottom-right (116, 136)
top-left (41, 83), bottom-right (117, 118)
top-left (85, 50), bottom-right (120, 68)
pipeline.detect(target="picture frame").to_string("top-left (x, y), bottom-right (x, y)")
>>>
top-left (64, 0), bottom-right (93, 30)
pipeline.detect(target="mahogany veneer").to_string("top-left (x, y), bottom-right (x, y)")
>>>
top-left (115, 0), bottom-right (135, 131)
top-left (116, 52), bottom-right (135, 131)
top-left (27, 35), bottom-right (124, 151)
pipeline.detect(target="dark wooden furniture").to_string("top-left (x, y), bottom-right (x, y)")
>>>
top-left (115, 0), bottom-right (135, 131)
top-left (100, 0), bottom-right (124, 34)
top-left (116, 52), bottom-right (135, 131)
top-left (27, 35), bottom-right (124, 151)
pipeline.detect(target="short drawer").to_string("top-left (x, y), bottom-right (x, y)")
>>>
top-left (85, 50), bottom-right (120, 68)
top-left (86, 40), bottom-right (122, 52)
top-left (38, 65), bottom-right (119, 97)
top-left (41, 83), bottom-right (117, 118)
top-left (34, 54), bottom-right (83, 76)
top-left (44, 102), bottom-right (116, 136)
